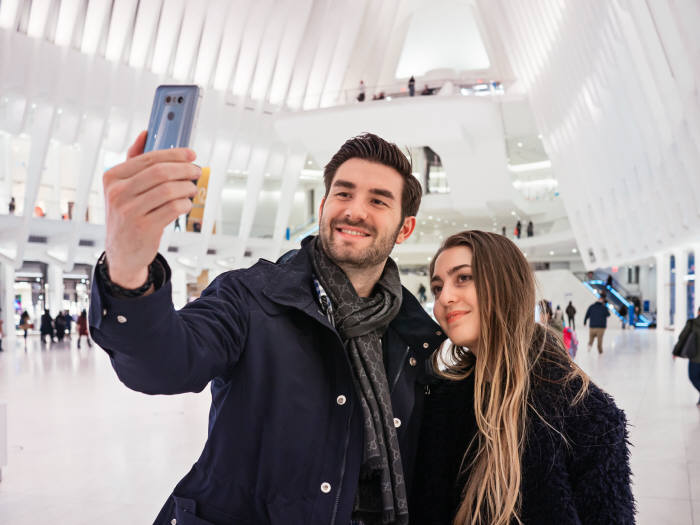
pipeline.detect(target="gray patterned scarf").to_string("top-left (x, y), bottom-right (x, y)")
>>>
top-left (311, 236), bottom-right (408, 525)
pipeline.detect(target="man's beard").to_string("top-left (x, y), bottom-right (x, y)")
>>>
top-left (319, 217), bottom-right (402, 269)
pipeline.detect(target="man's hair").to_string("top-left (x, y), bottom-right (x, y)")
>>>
top-left (323, 133), bottom-right (422, 219)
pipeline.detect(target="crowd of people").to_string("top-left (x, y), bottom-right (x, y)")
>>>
top-left (356, 76), bottom-right (435, 103)
top-left (16, 309), bottom-right (91, 347)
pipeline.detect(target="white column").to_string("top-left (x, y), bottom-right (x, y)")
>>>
top-left (674, 248), bottom-right (689, 331)
top-left (655, 252), bottom-right (670, 329)
top-left (171, 267), bottom-right (188, 311)
top-left (0, 262), bottom-right (15, 346)
top-left (47, 264), bottom-right (64, 317)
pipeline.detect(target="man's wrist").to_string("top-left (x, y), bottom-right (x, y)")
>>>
top-left (98, 254), bottom-right (162, 298)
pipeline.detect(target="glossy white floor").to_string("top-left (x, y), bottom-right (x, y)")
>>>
top-left (0, 326), bottom-right (698, 524)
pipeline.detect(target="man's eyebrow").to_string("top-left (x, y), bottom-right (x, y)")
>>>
top-left (431, 264), bottom-right (472, 283)
top-left (331, 179), bottom-right (355, 190)
top-left (369, 188), bottom-right (395, 200)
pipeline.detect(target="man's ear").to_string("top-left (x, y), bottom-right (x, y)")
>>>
top-left (395, 216), bottom-right (416, 245)
top-left (318, 197), bottom-right (326, 226)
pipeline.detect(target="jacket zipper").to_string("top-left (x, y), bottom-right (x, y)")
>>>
top-left (330, 406), bottom-right (353, 525)
top-left (390, 345), bottom-right (412, 393)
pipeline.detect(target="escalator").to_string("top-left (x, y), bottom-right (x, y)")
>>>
top-left (583, 278), bottom-right (652, 328)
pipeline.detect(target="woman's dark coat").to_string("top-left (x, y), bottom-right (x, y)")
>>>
top-left (412, 350), bottom-right (635, 524)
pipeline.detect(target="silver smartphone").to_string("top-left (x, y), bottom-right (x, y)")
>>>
top-left (144, 85), bottom-right (201, 152)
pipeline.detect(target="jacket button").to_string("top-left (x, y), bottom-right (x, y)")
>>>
top-left (393, 418), bottom-right (401, 428)
top-left (436, 330), bottom-right (442, 336)
top-left (321, 482), bottom-right (332, 493)
top-left (422, 342), bottom-right (429, 349)
top-left (409, 357), bottom-right (417, 367)
top-left (171, 519), bottom-right (176, 525)
top-left (336, 395), bottom-right (347, 406)
top-left (117, 315), bottom-right (127, 324)
top-left (102, 309), bottom-right (107, 317)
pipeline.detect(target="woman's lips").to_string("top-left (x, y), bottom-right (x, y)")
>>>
top-left (446, 310), bottom-right (469, 324)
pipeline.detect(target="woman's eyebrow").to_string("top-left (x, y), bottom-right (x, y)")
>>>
top-left (447, 264), bottom-right (471, 275)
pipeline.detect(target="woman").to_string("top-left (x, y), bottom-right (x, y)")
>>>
top-left (412, 231), bottom-right (634, 524)
top-left (673, 306), bottom-right (700, 405)
top-left (20, 310), bottom-right (31, 342)
top-left (77, 309), bottom-right (92, 348)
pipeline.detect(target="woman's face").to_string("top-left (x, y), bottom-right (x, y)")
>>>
top-left (431, 246), bottom-right (481, 350)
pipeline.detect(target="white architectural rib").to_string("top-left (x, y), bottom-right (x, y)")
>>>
top-left (267, 0), bottom-right (313, 106)
top-left (54, 0), bottom-right (82, 47)
top-left (319, 0), bottom-right (367, 108)
top-left (105, 0), bottom-right (139, 62)
top-left (27, 0), bottom-right (52, 39)
top-left (172, 0), bottom-right (208, 81)
top-left (151, 0), bottom-right (186, 75)
top-left (285, 0), bottom-right (331, 110)
top-left (0, 0), bottom-right (21, 30)
top-left (128, 0), bottom-right (163, 69)
top-left (231, 0), bottom-right (274, 98)
top-left (80, 0), bottom-right (112, 56)
top-left (249, 2), bottom-right (289, 102)
top-left (212, 0), bottom-right (252, 91)
top-left (193, 0), bottom-right (231, 87)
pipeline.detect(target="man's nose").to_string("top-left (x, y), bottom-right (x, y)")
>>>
top-left (343, 200), bottom-right (368, 221)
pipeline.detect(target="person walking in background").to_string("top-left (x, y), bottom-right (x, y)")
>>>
top-left (76, 310), bottom-right (91, 348)
top-left (357, 80), bottom-right (366, 102)
top-left (40, 309), bottom-right (55, 344)
top-left (673, 307), bottom-right (700, 405)
top-left (566, 301), bottom-right (577, 330)
top-left (20, 310), bottom-right (31, 343)
top-left (584, 295), bottom-right (610, 354)
top-left (619, 304), bottom-right (628, 330)
top-left (408, 75), bottom-right (415, 96)
top-left (9, 197), bottom-right (15, 214)
top-left (527, 220), bottom-right (533, 237)
top-left (54, 311), bottom-right (66, 342)
top-left (553, 305), bottom-right (565, 332)
top-left (515, 220), bottom-right (522, 239)
top-left (417, 283), bottom-right (427, 303)
top-left (64, 310), bottom-right (72, 336)
top-left (501, 226), bottom-right (506, 236)
top-left (421, 84), bottom-right (431, 95)
top-left (606, 274), bottom-right (614, 288)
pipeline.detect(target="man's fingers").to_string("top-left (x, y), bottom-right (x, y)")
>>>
top-left (145, 197), bottom-right (194, 230)
top-left (109, 147), bottom-right (196, 181)
top-left (126, 131), bottom-right (148, 160)
top-left (131, 180), bottom-right (198, 217)
top-left (124, 163), bottom-right (201, 198)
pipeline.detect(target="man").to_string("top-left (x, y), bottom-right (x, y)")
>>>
top-left (89, 132), bottom-right (444, 525)
top-left (584, 295), bottom-right (610, 354)
top-left (565, 301), bottom-right (576, 330)
top-left (673, 307), bottom-right (700, 405)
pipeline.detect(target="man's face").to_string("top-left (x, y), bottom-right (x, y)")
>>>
top-left (319, 158), bottom-right (415, 269)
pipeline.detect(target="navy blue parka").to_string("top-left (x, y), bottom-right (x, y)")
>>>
top-left (89, 237), bottom-right (445, 525)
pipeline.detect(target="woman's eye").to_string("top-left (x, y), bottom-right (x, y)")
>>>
top-left (431, 286), bottom-right (442, 295)
top-left (457, 274), bottom-right (473, 283)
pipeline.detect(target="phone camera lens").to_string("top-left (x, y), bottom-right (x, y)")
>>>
top-left (165, 96), bottom-right (171, 103)
top-left (167, 111), bottom-right (175, 121)
top-left (178, 96), bottom-right (184, 103)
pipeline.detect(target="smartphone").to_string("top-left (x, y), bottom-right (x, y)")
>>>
top-left (144, 85), bottom-right (201, 152)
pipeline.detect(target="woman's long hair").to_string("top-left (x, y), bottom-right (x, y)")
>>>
top-left (429, 231), bottom-right (589, 525)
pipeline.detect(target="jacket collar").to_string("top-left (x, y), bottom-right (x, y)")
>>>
top-left (261, 236), bottom-right (446, 350)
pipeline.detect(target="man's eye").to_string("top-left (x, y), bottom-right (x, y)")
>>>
top-left (336, 192), bottom-right (351, 198)
top-left (372, 199), bottom-right (387, 206)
